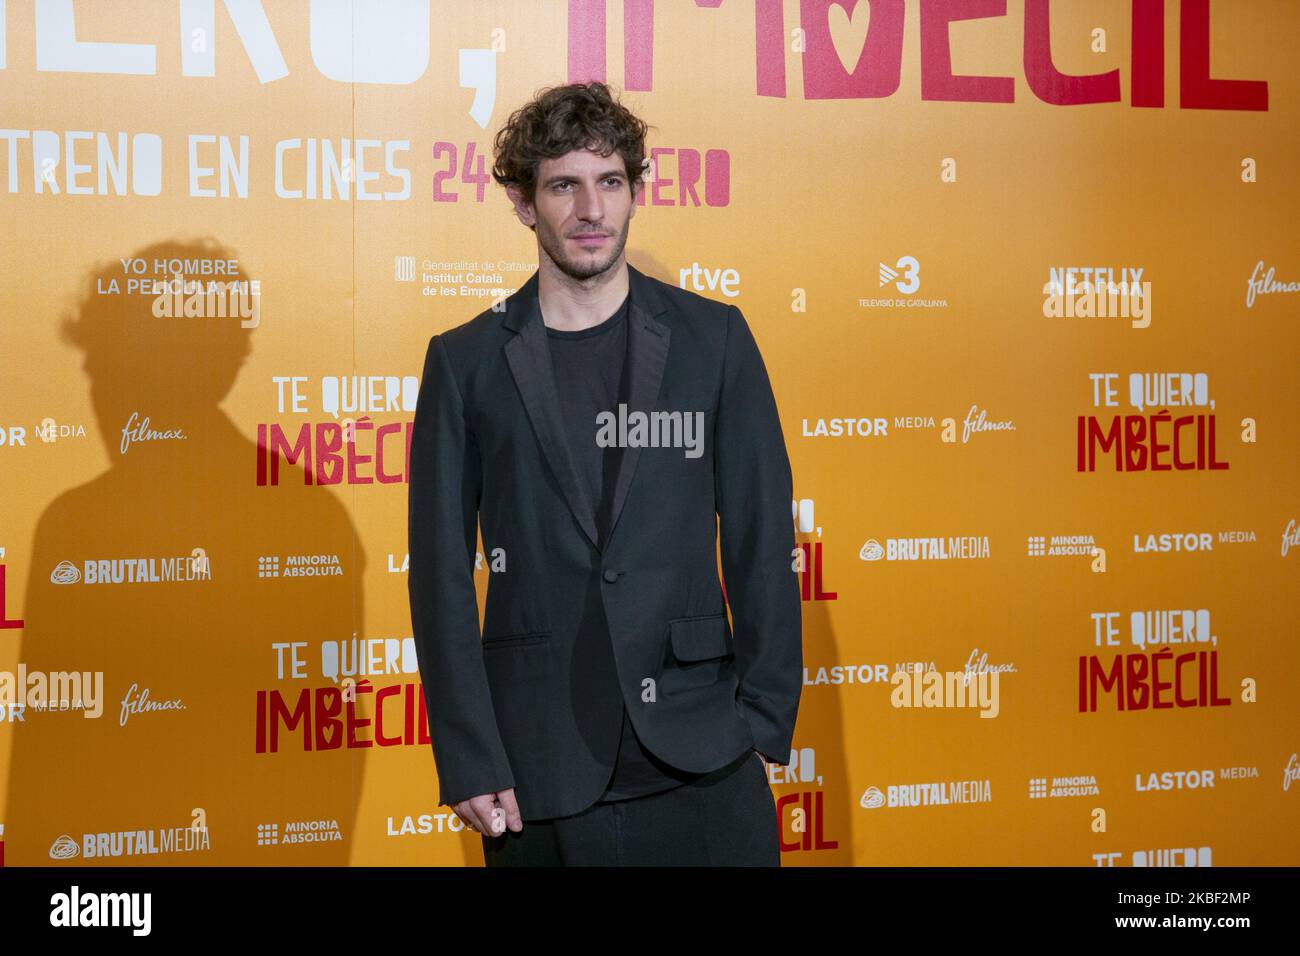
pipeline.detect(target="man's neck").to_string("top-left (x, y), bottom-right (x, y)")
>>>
top-left (537, 257), bottom-right (629, 332)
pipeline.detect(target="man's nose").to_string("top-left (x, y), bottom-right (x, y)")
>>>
top-left (574, 182), bottom-right (604, 221)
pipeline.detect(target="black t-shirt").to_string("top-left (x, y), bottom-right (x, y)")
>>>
top-left (545, 288), bottom-right (703, 802)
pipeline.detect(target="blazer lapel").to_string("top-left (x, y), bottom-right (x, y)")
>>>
top-left (605, 264), bottom-right (671, 547)
top-left (501, 263), bottom-right (672, 554)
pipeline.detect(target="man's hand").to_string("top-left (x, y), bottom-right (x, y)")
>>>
top-left (455, 787), bottom-right (523, 837)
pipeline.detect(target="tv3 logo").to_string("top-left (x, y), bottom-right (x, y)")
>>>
top-left (879, 256), bottom-right (921, 294)
top-left (793, 500), bottom-right (836, 602)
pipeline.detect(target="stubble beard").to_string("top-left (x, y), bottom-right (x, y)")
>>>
top-left (538, 215), bottom-right (631, 282)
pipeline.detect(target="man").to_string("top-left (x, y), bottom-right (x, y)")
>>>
top-left (408, 82), bottom-right (802, 866)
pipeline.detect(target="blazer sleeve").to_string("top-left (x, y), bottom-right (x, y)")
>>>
top-left (408, 333), bottom-right (516, 805)
top-left (714, 304), bottom-right (803, 766)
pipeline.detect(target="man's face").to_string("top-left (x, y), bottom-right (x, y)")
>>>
top-left (519, 148), bottom-right (638, 281)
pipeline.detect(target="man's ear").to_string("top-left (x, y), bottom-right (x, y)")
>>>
top-left (505, 184), bottom-right (535, 228)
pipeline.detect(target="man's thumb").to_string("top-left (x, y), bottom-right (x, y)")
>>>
top-left (495, 788), bottom-right (524, 832)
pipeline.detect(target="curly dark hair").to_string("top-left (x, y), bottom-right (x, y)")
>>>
top-left (491, 81), bottom-right (652, 216)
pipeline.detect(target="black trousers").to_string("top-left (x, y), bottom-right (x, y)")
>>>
top-left (481, 750), bottom-right (779, 866)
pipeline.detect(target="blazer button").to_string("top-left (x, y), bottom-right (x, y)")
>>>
top-left (602, 569), bottom-right (619, 583)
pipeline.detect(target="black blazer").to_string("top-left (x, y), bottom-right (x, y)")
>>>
top-left (408, 261), bottom-right (802, 820)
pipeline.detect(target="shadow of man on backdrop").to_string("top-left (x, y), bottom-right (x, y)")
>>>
top-left (4, 238), bottom-right (367, 864)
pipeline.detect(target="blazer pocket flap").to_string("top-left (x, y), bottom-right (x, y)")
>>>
top-left (668, 614), bottom-right (733, 662)
top-left (482, 630), bottom-right (550, 649)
